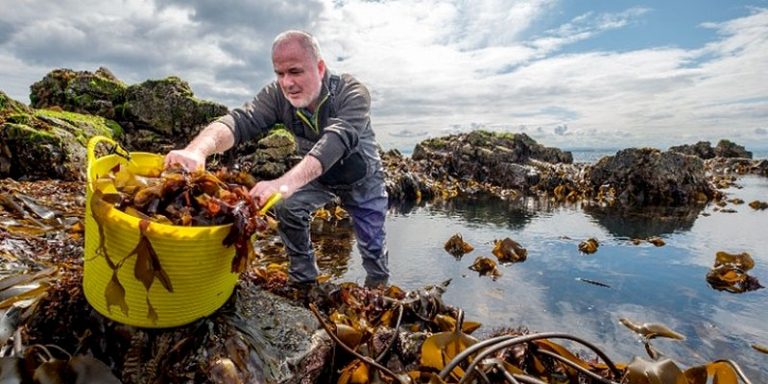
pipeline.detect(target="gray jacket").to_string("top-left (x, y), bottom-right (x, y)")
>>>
top-left (217, 71), bottom-right (382, 187)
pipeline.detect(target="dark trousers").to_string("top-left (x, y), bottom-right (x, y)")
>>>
top-left (275, 171), bottom-right (389, 285)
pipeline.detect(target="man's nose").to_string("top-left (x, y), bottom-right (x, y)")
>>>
top-left (280, 75), bottom-right (295, 89)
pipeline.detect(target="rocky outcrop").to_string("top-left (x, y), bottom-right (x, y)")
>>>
top-left (29, 68), bottom-right (228, 153)
top-left (669, 141), bottom-right (717, 159)
top-left (120, 77), bottom-right (228, 150)
top-left (382, 149), bottom-right (436, 203)
top-left (586, 148), bottom-right (716, 206)
top-left (714, 139), bottom-right (752, 159)
top-left (1, 91), bottom-right (121, 180)
top-left (411, 131), bottom-right (572, 190)
top-left (669, 140), bottom-right (752, 159)
top-left (2, 67), bottom-right (232, 179)
top-left (30, 67), bottom-right (126, 119)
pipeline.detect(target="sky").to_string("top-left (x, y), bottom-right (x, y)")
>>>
top-left (1, 0), bottom-right (767, 152)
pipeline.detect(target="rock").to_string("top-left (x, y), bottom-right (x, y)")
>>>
top-left (669, 141), bottom-right (716, 159)
top-left (382, 149), bottom-right (435, 203)
top-left (25, 269), bottom-right (330, 383)
top-left (121, 76), bottom-right (228, 141)
top-left (714, 139), bottom-right (752, 159)
top-left (29, 68), bottom-right (228, 154)
top-left (30, 67), bottom-right (126, 119)
top-left (0, 92), bottom-right (121, 180)
top-left (705, 157), bottom-right (764, 176)
top-left (0, 90), bottom-right (32, 114)
top-left (669, 139), bottom-right (752, 159)
top-left (755, 160), bottom-right (768, 177)
top-left (587, 148), bottom-right (715, 206)
top-left (411, 131), bottom-right (572, 189)
top-left (248, 127), bottom-right (300, 179)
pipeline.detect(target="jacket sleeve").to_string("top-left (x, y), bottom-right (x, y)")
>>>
top-left (215, 83), bottom-right (282, 147)
top-left (308, 74), bottom-right (370, 172)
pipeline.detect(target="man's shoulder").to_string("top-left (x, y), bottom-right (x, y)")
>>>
top-left (334, 73), bottom-right (369, 95)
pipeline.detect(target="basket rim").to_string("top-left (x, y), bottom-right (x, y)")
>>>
top-left (88, 151), bottom-right (234, 233)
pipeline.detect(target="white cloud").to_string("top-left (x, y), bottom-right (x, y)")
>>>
top-left (0, 1), bottom-right (766, 151)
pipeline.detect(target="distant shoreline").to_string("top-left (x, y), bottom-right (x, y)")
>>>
top-left (393, 147), bottom-right (768, 164)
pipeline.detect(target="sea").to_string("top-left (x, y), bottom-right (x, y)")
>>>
top-left (327, 148), bottom-right (768, 380)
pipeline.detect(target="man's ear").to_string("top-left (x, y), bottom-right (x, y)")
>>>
top-left (317, 59), bottom-right (326, 77)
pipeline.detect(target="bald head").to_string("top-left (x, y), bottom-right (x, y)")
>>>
top-left (272, 30), bottom-right (322, 61)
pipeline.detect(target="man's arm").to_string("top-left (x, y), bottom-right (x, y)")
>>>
top-left (164, 121), bottom-right (235, 171)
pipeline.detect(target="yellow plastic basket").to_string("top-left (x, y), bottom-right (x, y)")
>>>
top-left (83, 136), bottom-right (238, 328)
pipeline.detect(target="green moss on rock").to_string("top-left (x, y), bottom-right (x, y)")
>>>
top-left (0, 91), bottom-right (32, 115)
top-left (35, 109), bottom-right (122, 145)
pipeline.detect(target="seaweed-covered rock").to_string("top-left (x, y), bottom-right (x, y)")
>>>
top-left (29, 68), bottom-right (229, 154)
top-left (669, 141), bottom-right (716, 159)
top-left (1, 92), bottom-right (121, 180)
top-left (30, 67), bottom-right (126, 119)
top-left (411, 131), bottom-right (572, 189)
top-left (705, 157), bottom-right (767, 177)
top-left (714, 139), bottom-right (752, 159)
top-left (670, 139), bottom-right (752, 159)
top-left (382, 149), bottom-right (436, 202)
top-left (755, 159), bottom-right (768, 177)
top-left (587, 148), bottom-right (715, 206)
top-left (121, 77), bottom-right (228, 141)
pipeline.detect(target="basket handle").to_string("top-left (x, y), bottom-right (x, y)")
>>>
top-left (257, 185), bottom-right (288, 215)
top-left (86, 136), bottom-right (130, 183)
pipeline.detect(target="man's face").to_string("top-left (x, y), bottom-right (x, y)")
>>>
top-left (272, 40), bottom-right (325, 111)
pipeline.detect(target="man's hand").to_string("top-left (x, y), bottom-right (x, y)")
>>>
top-left (164, 121), bottom-right (235, 171)
top-left (249, 155), bottom-right (323, 208)
top-left (164, 149), bottom-right (206, 171)
top-left (250, 180), bottom-right (292, 208)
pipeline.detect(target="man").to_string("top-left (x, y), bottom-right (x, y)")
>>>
top-left (165, 30), bottom-right (389, 288)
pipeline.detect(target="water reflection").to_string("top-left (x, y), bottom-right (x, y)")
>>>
top-left (422, 194), bottom-right (554, 229)
top-left (320, 180), bottom-right (767, 381)
top-left (582, 204), bottom-right (704, 238)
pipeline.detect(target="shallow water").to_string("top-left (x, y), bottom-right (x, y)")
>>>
top-left (330, 175), bottom-right (768, 380)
